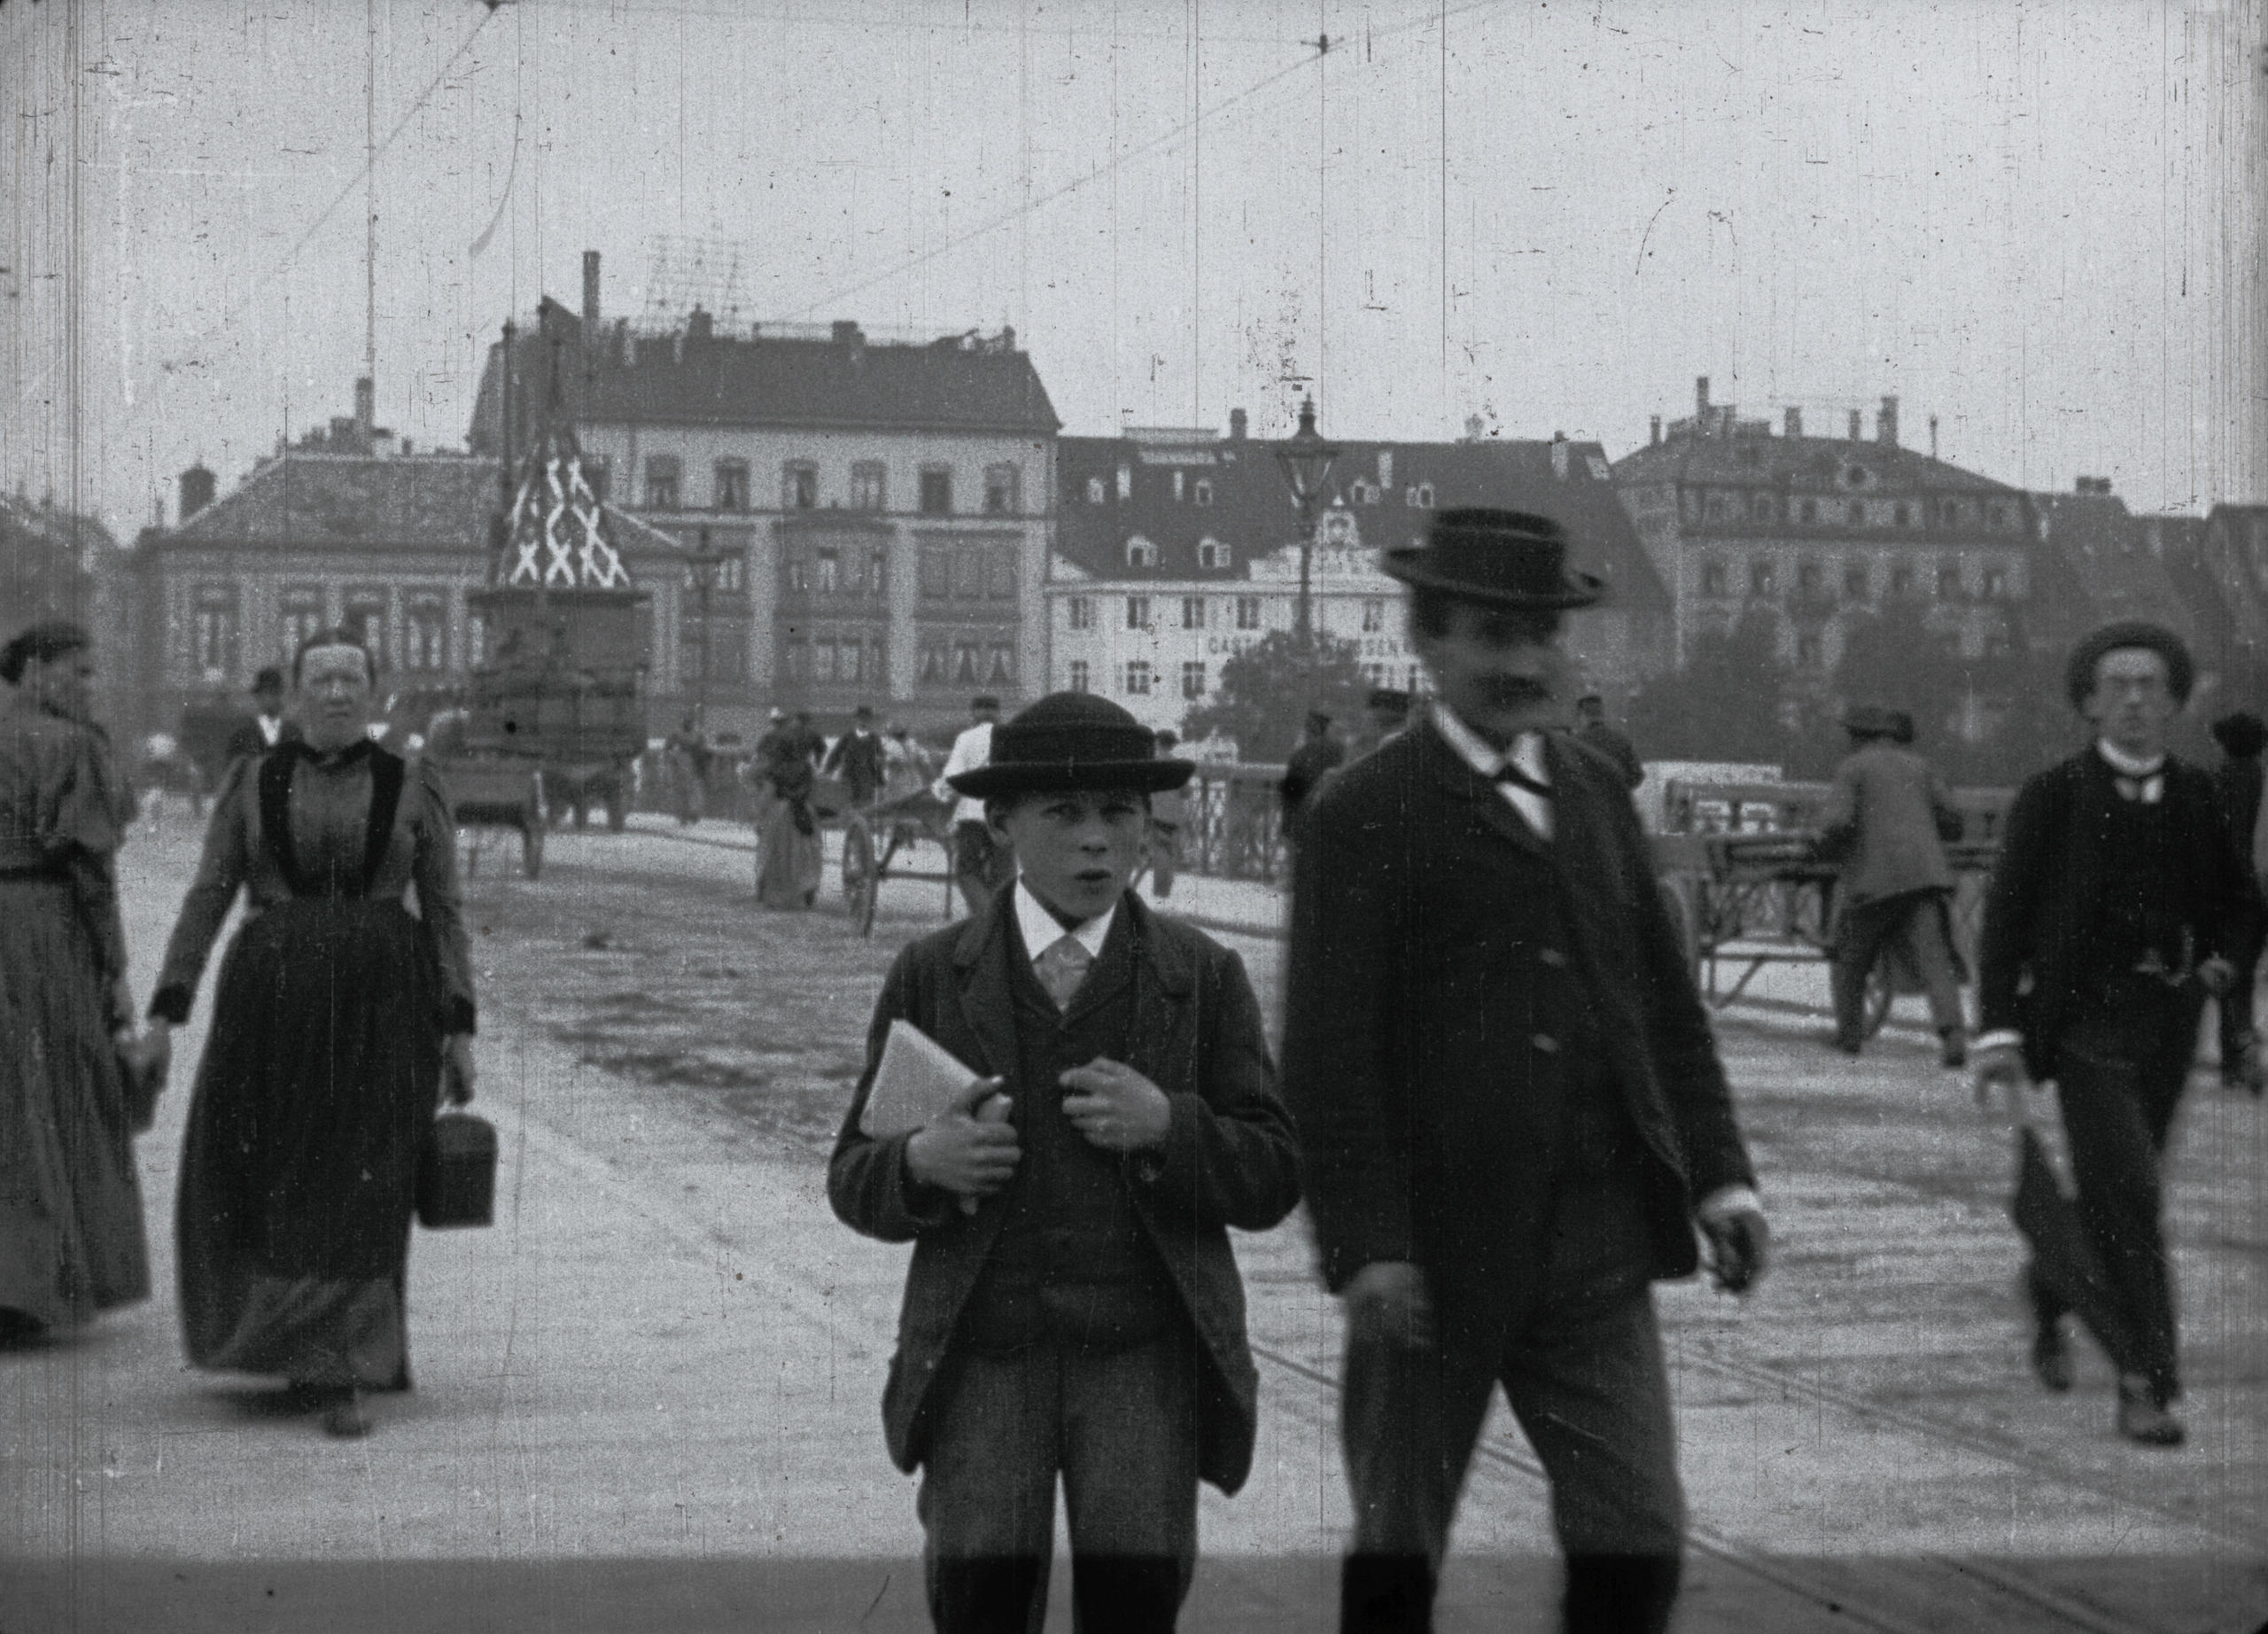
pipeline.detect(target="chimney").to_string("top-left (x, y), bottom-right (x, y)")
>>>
top-left (1229, 408), bottom-right (1247, 442)
top-left (1876, 394), bottom-right (1899, 447)
top-left (1783, 407), bottom-right (1803, 438)
top-left (1848, 408), bottom-right (1862, 442)
top-left (830, 319), bottom-right (864, 346)
top-left (1650, 415), bottom-right (1662, 446)
top-left (686, 306), bottom-right (713, 343)
top-left (582, 251), bottom-right (601, 330)
top-left (1551, 437), bottom-right (1572, 480)
top-left (179, 463), bottom-right (216, 522)
top-left (1695, 376), bottom-right (1711, 416)
top-left (1928, 414), bottom-right (1938, 460)
top-left (353, 376), bottom-right (375, 435)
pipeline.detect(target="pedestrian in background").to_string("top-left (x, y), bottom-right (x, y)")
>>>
top-left (1573, 691), bottom-right (1644, 790)
top-left (1283, 509), bottom-right (1767, 1634)
top-left (0, 621), bottom-right (153, 1346)
top-left (224, 667), bottom-right (296, 766)
top-left (1974, 621), bottom-right (2254, 1447)
top-left (756, 718), bottom-right (824, 911)
top-left (146, 629), bottom-right (478, 1439)
top-left (1277, 709), bottom-right (1344, 839)
top-left (882, 719), bottom-right (933, 804)
top-left (665, 710), bottom-right (711, 826)
top-left (830, 693), bottom-right (1300, 1633)
top-left (824, 704), bottom-right (888, 808)
top-left (2209, 709), bottom-right (2265, 1093)
top-left (1820, 704), bottom-right (1969, 1067)
top-left (1146, 728), bottom-right (1186, 899)
top-left (935, 694), bottom-right (1009, 918)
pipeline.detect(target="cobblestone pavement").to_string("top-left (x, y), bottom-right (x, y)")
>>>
top-left (4, 819), bottom-right (2263, 1632)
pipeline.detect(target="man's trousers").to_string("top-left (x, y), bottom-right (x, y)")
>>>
top-left (919, 1329), bottom-right (1200, 1634)
top-left (1830, 890), bottom-right (1965, 1049)
top-left (1338, 1177), bottom-right (1685, 1634)
top-left (2031, 980), bottom-right (2205, 1404)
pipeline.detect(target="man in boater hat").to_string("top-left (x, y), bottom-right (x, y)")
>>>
top-left (830, 692), bottom-right (1301, 1632)
top-left (1973, 620), bottom-right (2255, 1446)
top-left (1281, 508), bottom-right (1768, 1634)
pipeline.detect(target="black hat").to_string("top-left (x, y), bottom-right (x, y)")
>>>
top-left (1381, 508), bottom-right (1603, 610)
top-left (971, 694), bottom-right (1001, 712)
top-left (948, 693), bottom-right (1195, 798)
top-left (252, 666), bottom-right (286, 696)
top-left (1843, 703), bottom-right (1899, 739)
top-left (0, 619), bottom-right (89, 685)
top-left (2063, 619), bottom-right (2194, 709)
top-left (2212, 711), bottom-right (2266, 758)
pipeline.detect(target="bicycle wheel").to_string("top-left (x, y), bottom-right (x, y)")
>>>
top-left (843, 814), bottom-right (880, 937)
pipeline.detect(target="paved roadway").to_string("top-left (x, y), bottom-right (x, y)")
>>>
top-left (3, 812), bottom-right (2264, 1633)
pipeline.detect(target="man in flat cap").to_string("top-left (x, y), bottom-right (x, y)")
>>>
top-left (1282, 508), bottom-right (1768, 1634)
top-left (1975, 621), bottom-right (2255, 1445)
top-left (1820, 703), bottom-right (1969, 1065)
top-left (832, 693), bottom-right (1301, 1632)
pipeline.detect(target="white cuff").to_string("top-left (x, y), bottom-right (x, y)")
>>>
top-left (1697, 1184), bottom-right (1763, 1223)
top-left (1972, 1029), bottom-right (2023, 1055)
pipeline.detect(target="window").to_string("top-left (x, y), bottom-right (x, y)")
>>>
top-left (1116, 464), bottom-right (1132, 502)
top-left (919, 546), bottom-right (951, 600)
top-left (278, 587), bottom-right (326, 662)
top-left (815, 549), bottom-right (841, 595)
top-left (1196, 537), bottom-right (1229, 570)
top-left (1126, 595), bottom-right (1151, 630)
top-left (1182, 596), bottom-right (1206, 631)
top-left (919, 466), bottom-right (953, 515)
top-left (1068, 596), bottom-right (1095, 632)
top-left (643, 455), bottom-right (680, 510)
top-left (917, 639), bottom-right (946, 684)
top-left (983, 463), bottom-right (1020, 515)
top-left (1123, 659), bottom-right (1153, 696)
top-left (851, 462), bottom-right (887, 511)
top-left (1801, 498), bottom-right (1819, 525)
top-left (951, 546), bottom-right (985, 601)
top-left (1414, 483), bottom-right (1434, 508)
top-left (1181, 660), bottom-right (1206, 700)
top-left (192, 585), bottom-right (240, 681)
top-left (1936, 560), bottom-right (1962, 599)
top-left (1893, 502), bottom-right (1912, 528)
top-left (863, 548), bottom-right (889, 596)
top-left (1068, 659), bottom-right (1091, 693)
top-left (1940, 499), bottom-right (1960, 527)
top-left (1798, 560), bottom-right (1821, 593)
top-left (714, 460), bottom-right (750, 511)
top-left (1891, 564), bottom-right (1916, 596)
top-left (1748, 558), bottom-right (1776, 596)
top-left (1755, 494), bottom-right (1779, 525)
top-left (1843, 563), bottom-right (1869, 599)
top-left (1172, 471), bottom-right (1186, 503)
top-left (1984, 564), bottom-right (2008, 598)
top-left (1700, 560), bottom-right (1728, 597)
top-left (953, 641), bottom-right (981, 684)
top-left (985, 544), bottom-right (1019, 601)
top-left (782, 636), bottom-right (810, 683)
top-left (584, 459), bottom-right (610, 504)
top-left (1085, 475), bottom-right (1107, 504)
top-left (781, 462), bottom-right (818, 511)
top-left (343, 592), bottom-right (388, 670)
top-left (402, 595), bottom-right (447, 672)
top-left (1362, 598), bottom-right (1384, 633)
top-left (1986, 503), bottom-right (2008, 530)
top-left (1193, 479), bottom-right (1213, 507)
top-left (1705, 494), bottom-right (1729, 524)
top-left (988, 643), bottom-right (1015, 685)
top-left (1796, 633), bottom-right (1823, 667)
top-left (466, 614), bottom-right (486, 670)
top-left (1125, 536), bottom-right (1158, 569)
top-left (1235, 595), bottom-right (1262, 630)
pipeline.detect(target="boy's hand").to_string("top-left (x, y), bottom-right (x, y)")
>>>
top-left (1059, 1057), bottom-right (1172, 1152)
top-left (905, 1076), bottom-right (1018, 1198)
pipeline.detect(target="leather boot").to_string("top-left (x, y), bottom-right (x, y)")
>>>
top-left (1563, 1553), bottom-right (1682, 1634)
top-left (2117, 1374), bottom-right (2185, 1448)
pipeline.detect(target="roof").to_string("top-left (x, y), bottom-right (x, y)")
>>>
top-left (1612, 429), bottom-right (2021, 497)
top-left (469, 308), bottom-right (1060, 451)
top-left (2028, 491), bottom-right (2198, 642)
top-left (1053, 432), bottom-right (1671, 616)
top-left (166, 450), bottom-right (498, 554)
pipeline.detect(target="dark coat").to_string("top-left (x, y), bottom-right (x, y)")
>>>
top-left (1281, 720), bottom-right (1755, 1330)
top-left (2214, 753), bottom-right (2263, 870)
top-left (1979, 750), bottom-right (2256, 1081)
top-left (223, 715), bottom-right (296, 766)
top-left (1575, 720), bottom-right (1644, 790)
top-left (827, 886), bottom-right (1301, 1494)
top-left (1818, 741), bottom-right (1959, 907)
top-left (823, 729), bottom-right (888, 804)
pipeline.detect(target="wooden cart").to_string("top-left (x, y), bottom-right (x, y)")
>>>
top-left (445, 752), bottom-right (547, 881)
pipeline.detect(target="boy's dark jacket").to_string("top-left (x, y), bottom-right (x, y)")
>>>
top-left (828, 885), bottom-right (1301, 1494)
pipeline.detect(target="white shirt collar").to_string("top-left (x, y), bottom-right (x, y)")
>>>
top-left (1014, 876), bottom-right (1115, 963)
top-left (1431, 703), bottom-right (1548, 785)
top-left (2097, 739), bottom-right (2166, 779)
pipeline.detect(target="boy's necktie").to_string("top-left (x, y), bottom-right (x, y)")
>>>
top-left (1037, 933), bottom-right (1094, 1012)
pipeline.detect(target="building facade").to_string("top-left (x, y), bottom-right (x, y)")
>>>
top-left (1047, 419), bottom-right (1673, 739)
top-left (469, 267), bottom-right (1059, 737)
top-left (1612, 379), bottom-right (2036, 677)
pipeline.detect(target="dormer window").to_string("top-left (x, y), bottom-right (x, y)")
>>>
top-left (1193, 479), bottom-right (1213, 507)
top-left (1125, 535), bottom-right (1158, 569)
top-left (1196, 537), bottom-right (1230, 570)
top-left (1086, 475), bottom-right (1107, 504)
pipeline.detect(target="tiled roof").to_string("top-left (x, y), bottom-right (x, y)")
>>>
top-left (167, 452), bottom-right (500, 554)
top-left (470, 312), bottom-right (1060, 451)
top-left (2029, 492), bottom-right (2197, 642)
top-left (1612, 431), bottom-right (2019, 496)
top-left (1054, 433), bottom-right (1671, 614)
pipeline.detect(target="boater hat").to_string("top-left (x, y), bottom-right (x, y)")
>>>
top-left (948, 693), bottom-right (1196, 798)
top-left (1380, 507), bottom-right (1604, 611)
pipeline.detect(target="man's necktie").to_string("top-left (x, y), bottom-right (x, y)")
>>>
top-left (1036, 933), bottom-right (1094, 1012)
top-left (2115, 774), bottom-right (2164, 804)
top-left (1495, 761), bottom-right (1553, 798)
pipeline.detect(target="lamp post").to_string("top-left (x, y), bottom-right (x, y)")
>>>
top-left (1272, 396), bottom-right (1340, 654)
top-left (686, 526), bottom-right (720, 722)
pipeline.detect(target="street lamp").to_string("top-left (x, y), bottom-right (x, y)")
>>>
top-left (1272, 396), bottom-right (1340, 651)
top-left (686, 526), bottom-right (720, 722)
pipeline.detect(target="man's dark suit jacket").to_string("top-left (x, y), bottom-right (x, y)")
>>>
top-left (828, 886), bottom-right (1301, 1494)
top-left (1979, 750), bottom-right (2254, 1082)
top-left (823, 729), bottom-right (887, 803)
top-left (1281, 720), bottom-right (1754, 1337)
top-left (223, 715), bottom-right (295, 766)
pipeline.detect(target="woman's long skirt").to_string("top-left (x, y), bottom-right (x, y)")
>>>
top-left (756, 797), bottom-right (823, 911)
top-left (177, 899), bottom-right (440, 1389)
top-left (0, 877), bottom-right (150, 1327)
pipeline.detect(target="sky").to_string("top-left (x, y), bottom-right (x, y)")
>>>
top-left (4, 0), bottom-right (2259, 541)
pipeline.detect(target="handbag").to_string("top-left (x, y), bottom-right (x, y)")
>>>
top-left (416, 1109), bottom-right (498, 1229)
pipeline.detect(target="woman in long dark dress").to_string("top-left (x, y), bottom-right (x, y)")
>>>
top-left (0, 621), bottom-right (151, 1342)
top-left (147, 630), bottom-right (476, 1437)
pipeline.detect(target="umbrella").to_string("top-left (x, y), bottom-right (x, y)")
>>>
top-left (2008, 1114), bottom-right (2137, 1371)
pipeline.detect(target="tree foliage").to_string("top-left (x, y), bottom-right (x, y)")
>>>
top-left (1627, 611), bottom-right (1788, 765)
top-left (1181, 630), bottom-right (1371, 762)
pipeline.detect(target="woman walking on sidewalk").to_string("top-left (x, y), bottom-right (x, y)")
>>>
top-left (0, 621), bottom-right (153, 1344)
top-left (145, 630), bottom-right (477, 1437)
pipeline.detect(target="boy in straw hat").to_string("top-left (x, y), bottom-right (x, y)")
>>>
top-left (830, 692), bottom-right (1301, 1632)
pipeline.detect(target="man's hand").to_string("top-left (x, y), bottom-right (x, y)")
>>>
top-left (443, 1034), bottom-right (478, 1106)
top-left (1059, 1057), bottom-right (1172, 1153)
top-left (1697, 1201), bottom-right (1770, 1295)
top-left (1346, 1260), bottom-right (1433, 1350)
top-left (1971, 1040), bottom-right (2028, 1110)
top-left (905, 1076), bottom-right (1018, 1199)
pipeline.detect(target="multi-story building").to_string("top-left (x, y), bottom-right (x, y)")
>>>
top-left (2160, 502), bottom-right (2268, 702)
top-left (468, 258), bottom-right (1060, 736)
top-left (1047, 415), bottom-right (1672, 739)
top-left (1612, 379), bottom-right (2036, 676)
